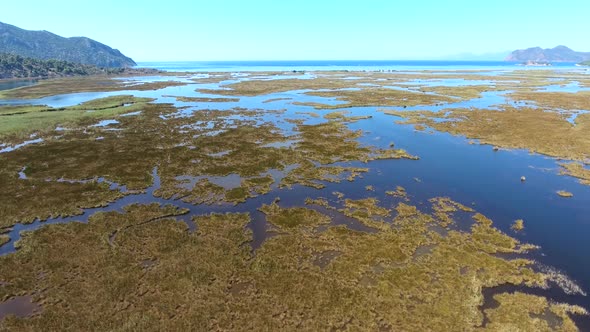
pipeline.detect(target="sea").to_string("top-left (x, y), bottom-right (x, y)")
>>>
top-left (137, 60), bottom-right (584, 72)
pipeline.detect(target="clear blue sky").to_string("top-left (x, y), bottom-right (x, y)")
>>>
top-left (1, 0), bottom-right (588, 61)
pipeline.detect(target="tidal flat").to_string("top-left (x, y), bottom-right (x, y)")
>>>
top-left (1, 68), bottom-right (590, 330)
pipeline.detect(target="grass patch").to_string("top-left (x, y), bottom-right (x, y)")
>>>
top-left (0, 235), bottom-right (8, 246)
top-left (560, 163), bottom-right (590, 186)
top-left (509, 90), bottom-right (590, 111)
top-left (0, 95), bottom-right (154, 142)
top-left (162, 95), bottom-right (240, 103)
top-left (385, 107), bottom-right (590, 162)
top-left (557, 190), bottom-right (574, 198)
top-left (0, 76), bottom-right (186, 99)
top-left (302, 88), bottom-right (455, 109)
top-left (259, 202), bottom-right (331, 230)
top-left (512, 219), bottom-right (525, 232)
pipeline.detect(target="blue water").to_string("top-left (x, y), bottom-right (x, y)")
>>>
top-left (138, 60), bottom-right (582, 72)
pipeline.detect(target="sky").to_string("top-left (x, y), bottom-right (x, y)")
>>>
top-left (1, 0), bottom-right (588, 62)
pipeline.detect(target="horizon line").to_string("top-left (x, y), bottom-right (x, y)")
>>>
top-left (136, 59), bottom-right (515, 63)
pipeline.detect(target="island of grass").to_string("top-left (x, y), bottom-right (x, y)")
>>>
top-left (512, 219), bottom-right (525, 231)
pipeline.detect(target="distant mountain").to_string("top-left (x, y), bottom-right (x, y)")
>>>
top-left (505, 46), bottom-right (590, 63)
top-left (0, 21), bottom-right (136, 68)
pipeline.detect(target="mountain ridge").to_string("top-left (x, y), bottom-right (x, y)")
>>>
top-left (0, 21), bottom-right (136, 68)
top-left (505, 46), bottom-right (590, 63)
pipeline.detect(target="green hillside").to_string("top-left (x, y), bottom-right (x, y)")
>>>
top-left (0, 53), bottom-right (123, 79)
top-left (0, 21), bottom-right (136, 68)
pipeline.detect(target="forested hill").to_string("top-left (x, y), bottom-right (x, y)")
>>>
top-left (0, 53), bottom-right (122, 79)
top-left (0, 21), bottom-right (136, 68)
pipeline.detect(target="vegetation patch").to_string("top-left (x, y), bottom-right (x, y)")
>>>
top-left (512, 219), bottom-right (525, 232)
top-left (430, 197), bottom-right (474, 227)
top-left (0, 76), bottom-right (186, 99)
top-left (0, 235), bottom-right (8, 247)
top-left (163, 95), bottom-right (240, 103)
top-left (385, 107), bottom-right (590, 162)
top-left (259, 202), bottom-right (331, 230)
top-left (263, 97), bottom-right (292, 103)
top-left (386, 186), bottom-right (408, 200)
top-left (395, 202), bottom-right (418, 218)
top-left (483, 292), bottom-right (587, 331)
top-left (556, 190), bottom-right (574, 198)
top-left (560, 163), bottom-right (590, 186)
top-left (190, 74), bottom-right (234, 84)
top-left (419, 85), bottom-right (497, 100)
top-left (0, 95), bottom-right (153, 142)
top-left (197, 77), bottom-right (371, 96)
top-left (302, 88), bottom-right (455, 109)
top-left (508, 90), bottom-right (590, 111)
top-left (340, 198), bottom-right (391, 230)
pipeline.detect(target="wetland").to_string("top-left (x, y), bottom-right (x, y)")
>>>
top-left (1, 67), bottom-right (590, 331)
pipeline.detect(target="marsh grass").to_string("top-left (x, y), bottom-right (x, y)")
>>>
top-left (0, 76), bottom-right (186, 99)
top-left (262, 97), bottom-right (292, 103)
top-left (0, 235), bottom-right (8, 246)
top-left (512, 219), bottom-right (525, 232)
top-left (0, 197), bottom-right (584, 330)
top-left (0, 95), bottom-right (154, 142)
top-left (429, 197), bottom-right (475, 227)
top-left (162, 95), bottom-right (240, 103)
top-left (385, 107), bottom-right (590, 162)
top-left (259, 202), bottom-right (331, 230)
top-left (509, 91), bottom-right (590, 111)
top-left (418, 85), bottom-right (499, 100)
top-left (385, 186), bottom-right (408, 200)
top-left (0, 97), bottom-right (418, 229)
top-left (483, 292), bottom-right (586, 331)
top-left (560, 163), bottom-right (590, 185)
top-left (302, 88), bottom-right (455, 109)
top-left (197, 77), bottom-right (373, 96)
top-left (557, 191), bottom-right (574, 198)
top-left (0, 71), bottom-right (588, 330)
